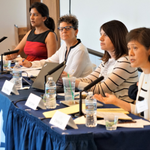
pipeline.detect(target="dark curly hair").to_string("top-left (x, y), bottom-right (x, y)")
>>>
top-left (58, 14), bottom-right (78, 30)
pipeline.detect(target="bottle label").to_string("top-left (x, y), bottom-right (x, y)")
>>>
top-left (45, 88), bottom-right (56, 95)
top-left (13, 72), bottom-right (21, 78)
top-left (85, 103), bottom-right (97, 111)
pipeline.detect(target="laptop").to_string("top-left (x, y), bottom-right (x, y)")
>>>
top-left (32, 62), bottom-right (66, 91)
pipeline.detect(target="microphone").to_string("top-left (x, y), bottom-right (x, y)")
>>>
top-left (83, 76), bottom-right (104, 91)
top-left (0, 36), bottom-right (7, 43)
top-left (3, 49), bottom-right (19, 55)
top-left (47, 61), bottom-right (66, 75)
top-left (1, 49), bottom-right (19, 74)
top-left (44, 61), bottom-right (66, 89)
top-left (78, 76), bottom-right (104, 116)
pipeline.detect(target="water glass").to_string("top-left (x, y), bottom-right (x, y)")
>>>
top-left (3, 60), bottom-right (11, 70)
top-left (104, 115), bottom-right (118, 130)
top-left (62, 77), bottom-right (76, 103)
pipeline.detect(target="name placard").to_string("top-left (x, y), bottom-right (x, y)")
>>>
top-left (25, 93), bottom-right (46, 110)
top-left (136, 99), bottom-right (148, 113)
top-left (50, 111), bottom-right (78, 130)
top-left (1, 80), bottom-right (14, 95)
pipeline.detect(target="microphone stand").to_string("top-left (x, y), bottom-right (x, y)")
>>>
top-left (0, 54), bottom-right (9, 74)
top-left (76, 76), bottom-right (104, 117)
top-left (0, 36), bottom-right (7, 43)
top-left (0, 36), bottom-right (8, 74)
top-left (44, 61), bottom-right (66, 91)
top-left (0, 49), bottom-right (19, 74)
top-left (79, 91), bottom-right (83, 116)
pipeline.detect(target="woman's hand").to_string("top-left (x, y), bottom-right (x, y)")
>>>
top-left (6, 53), bottom-right (18, 60)
top-left (94, 93), bottom-right (117, 105)
top-left (19, 59), bottom-right (32, 68)
top-left (94, 93), bottom-right (131, 112)
top-left (57, 71), bottom-right (68, 84)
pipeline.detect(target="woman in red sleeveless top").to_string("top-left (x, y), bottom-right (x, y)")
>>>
top-left (7, 2), bottom-right (58, 61)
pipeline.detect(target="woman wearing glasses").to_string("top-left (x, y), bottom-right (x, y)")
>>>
top-left (75, 20), bottom-right (138, 103)
top-left (7, 2), bottom-right (57, 61)
top-left (20, 14), bottom-right (93, 78)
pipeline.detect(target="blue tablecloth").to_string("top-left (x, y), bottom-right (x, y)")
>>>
top-left (1, 74), bottom-right (150, 150)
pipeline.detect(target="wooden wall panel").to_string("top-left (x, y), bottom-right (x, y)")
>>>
top-left (43, 0), bottom-right (60, 47)
top-left (26, 0), bottom-right (60, 47)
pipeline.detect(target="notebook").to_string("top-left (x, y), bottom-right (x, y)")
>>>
top-left (32, 62), bottom-right (66, 91)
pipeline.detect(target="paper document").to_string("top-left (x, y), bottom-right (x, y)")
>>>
top-left (97, 112), bottom-right (132, 120)
top-left (21, 67), bottom-right (42, 71)
top-left (98, 119), bottom-right (150, 128)
top-left (22, 70), bottom-right (40, 77)
top-left (74, 116), bottom-right (86, 124)
top-left (43, 104), bottom-right (85, 118)
top-left (97, 108), bottom-right (129, 114)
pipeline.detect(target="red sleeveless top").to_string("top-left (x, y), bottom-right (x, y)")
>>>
top-left (24, 29), bottom-right (52, 61)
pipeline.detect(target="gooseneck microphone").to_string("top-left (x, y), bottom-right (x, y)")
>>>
top-left (1, 49), bottom-right (19, 74)
top-left (44, 61), bottom-right (66, 90)
top-left (78, 76), bottom-right (104, 116)
top-left (83, 76), bottom-right (104, 91)
top-left (47, 61), bottom-right (66, 75)
top-left (3, 49), bottom-right (19, 55)
top-left (0, 36), bottom-right (7, 43)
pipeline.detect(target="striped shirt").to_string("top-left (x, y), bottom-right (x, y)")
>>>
top-left (78, 56), bottom-right (138, 103)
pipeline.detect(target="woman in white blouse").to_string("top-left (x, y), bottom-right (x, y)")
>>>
top-left (19, 14), bottom-right (93, 79)
top-left (94, 27), bottom-right (150, 120)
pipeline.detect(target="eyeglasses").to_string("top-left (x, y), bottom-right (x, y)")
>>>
top-left (58, 26), bottom-right (74, 32)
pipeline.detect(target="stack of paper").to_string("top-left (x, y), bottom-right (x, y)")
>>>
top-left (97, 112), bottom-right (132, 120)
top-left (97, 108), bottom-right (129, 114)
top-left (43, 104), bottom-right (85, 118)
top-left (21, 67), bottom-right (41, 77)
top-left (97, 119), bottom-right (150, 128)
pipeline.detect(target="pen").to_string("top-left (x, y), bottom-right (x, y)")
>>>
top-left (22, 59), bottom-right (25, 62)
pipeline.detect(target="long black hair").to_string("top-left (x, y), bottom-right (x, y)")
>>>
top-left (29, 2), bottom-right (55, 31)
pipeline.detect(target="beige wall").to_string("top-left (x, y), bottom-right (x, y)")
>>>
top-left (0, 0), bottom-right (27, 55)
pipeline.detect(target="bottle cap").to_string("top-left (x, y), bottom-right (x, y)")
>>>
top-left (48, 77), bottom-right (53, 80)
top-left (88, 91), bottom-right (93, 96)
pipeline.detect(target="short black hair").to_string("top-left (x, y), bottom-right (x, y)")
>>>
top-left (126, 27), bottom-right (150, 50)
top-left (126, 27), bottom-right (150, 62)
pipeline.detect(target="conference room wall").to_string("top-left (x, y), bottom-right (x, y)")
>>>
top-left (0, 0), bottom-right (26, 55)
top-left (60, 0), bottom-right (150, 67)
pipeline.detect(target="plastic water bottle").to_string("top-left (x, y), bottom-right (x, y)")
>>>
top-left (12, 62), bottom-right (22, 90)
top-left (45, 77), bottom-right (56, 109)
top-left (85, 92), bottom-right (97, 127)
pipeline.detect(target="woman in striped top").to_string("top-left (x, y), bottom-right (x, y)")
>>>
top-left (94, 27), bottom-right (150, 120)
top-left (76, 20), bottom-right (138, 103)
